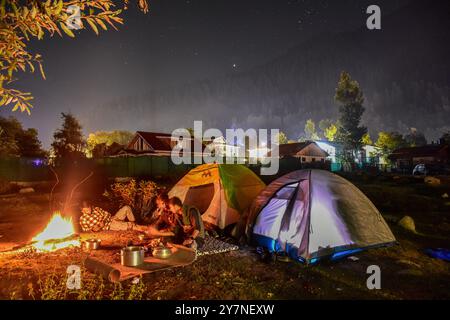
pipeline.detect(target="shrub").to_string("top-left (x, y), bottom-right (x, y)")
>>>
top-left (103, 179), bottom-right (159, 213)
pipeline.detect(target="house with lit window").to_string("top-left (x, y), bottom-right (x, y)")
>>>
top-left (315, 140), bottom-right (385, 166)
top-left (203, 136), bottom-right (241, 158)
top-left (389, 143), bottom-right (449, 167)
top-left (277, 141), bottom-right (329, 163)
top-left (115, 131), bottom-right (203, 157)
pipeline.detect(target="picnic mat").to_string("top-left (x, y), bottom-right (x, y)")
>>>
top-left (197, 236), bottom-right (239, 257)
top-left (84, 244), bottom-right (196, 283)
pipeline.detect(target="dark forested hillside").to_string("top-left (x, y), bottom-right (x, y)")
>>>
top-left (85, 0), bottom-right (450, 141)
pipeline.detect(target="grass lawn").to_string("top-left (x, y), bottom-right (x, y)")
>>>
top-left (0, 173), bottom-right (449, 300)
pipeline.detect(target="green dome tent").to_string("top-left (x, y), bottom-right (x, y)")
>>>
top-left (246, 169), bottom-right (396, 263)
top-left (169, 164), bottom-right (266, 229)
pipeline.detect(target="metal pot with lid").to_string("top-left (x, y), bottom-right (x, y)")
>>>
top-left (120, 246), bottom-right (145, 267)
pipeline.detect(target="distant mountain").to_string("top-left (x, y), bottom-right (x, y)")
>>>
top-left (86, 0), bottom-right (450, 141)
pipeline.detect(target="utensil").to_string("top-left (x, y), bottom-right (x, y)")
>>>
top-left (152, 245), bottom-right (172, 259)
top-left (138, 234), bottom-right (145, 241)
top-left (84, 238), bottom-right (101, 250)
top-left (121, 246), bottom-right (145, 267)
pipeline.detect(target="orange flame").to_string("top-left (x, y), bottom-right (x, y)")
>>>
top-left (32, 212), bottom-right (80, 252)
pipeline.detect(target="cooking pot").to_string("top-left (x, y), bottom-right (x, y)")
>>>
top-left (152, 246), bottom-right (172, 259)
top-left (84, 239), bottom-right (101, 250)
top-left (121, 246), bottom-right (145, 267)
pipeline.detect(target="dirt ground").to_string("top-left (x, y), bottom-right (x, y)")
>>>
top-left (0, 173), bottom-right (449, 300)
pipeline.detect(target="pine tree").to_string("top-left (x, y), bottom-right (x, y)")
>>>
top-left (51, 113), bottom-right (86, 161)
top-left (334, 71), bottom-right (367, 161)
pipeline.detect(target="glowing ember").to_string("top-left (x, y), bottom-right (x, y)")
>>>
top-left (32, 212), bottom-right (80, 252)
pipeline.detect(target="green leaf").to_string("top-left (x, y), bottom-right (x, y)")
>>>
top-left (27, 61), bottom-right (35, 73)
top-left (39, 63), bottom-right (46, 80)
top-left (96, 18), bottom-right (107, 31)
top-left (31, 5), bottom-right (37, 19)
top-left (60, 22), bottom-right (75, 38)
top-left (37, 25), bottom-right (44, 40)
top-left (55, 0), bottom-right (63, 15)
top-left (22, 7), bottom-right (29, 18)
top-left (12, 102), bottom-right (20, 112)
top-left (86, 18), bottom-right (99, 35)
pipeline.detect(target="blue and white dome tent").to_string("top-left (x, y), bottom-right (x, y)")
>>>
top-left (245, 169), bottom-right (396, 264)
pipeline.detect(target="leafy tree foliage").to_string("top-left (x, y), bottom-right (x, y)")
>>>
top-left (86, 130), bottom-right (134, 157)
top-left (0, 116), bottom-right (45, 157)
top-left (318, 119), bottom-right (340, 142)
top-left (323, 123), bottom-right (338, 142)
top-left (304, 119), bottom-right (319, 141)
top-left (51, 112), bottom-right (85, 160)
top-left (361, 133), bottom-right (373, 146)
top-left (375, 131), bottom-right (407, 162)
top-left (0, 0), bottom-right (148, 113)
top-left (440, 131), bottom-right (450, 144)
top-left (276, 131), bottom-right (289, 144)
top-left (16, 127), bottom-right (46, 157)
top-left (0, 116), bottom-right (20, 156)
top-left (404, 128), bottom-right (427, 147)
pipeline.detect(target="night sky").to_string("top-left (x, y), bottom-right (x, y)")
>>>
top-left (6, 0), bottom-right (440, 147)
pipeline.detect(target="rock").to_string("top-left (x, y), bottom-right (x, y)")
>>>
top-left (424, 176), bottom-right (440, 186)
top-left (398, 216), bottom-right (417, 233)
top-left (347, 256), bottom-right (359, 261)
top-left (19, 187), bottom-right (35, 194)
top-left (442, 193), bottom-right (449, 199)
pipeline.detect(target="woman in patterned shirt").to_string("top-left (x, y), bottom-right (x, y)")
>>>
top-left (79, 201), bottom-right (148, 232)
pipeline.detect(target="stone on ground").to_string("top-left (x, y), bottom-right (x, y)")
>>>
top-left (424, 176), bottom-right (440, 186)
top-left (19, 187), bottom-right (35, 194)
top-left (398, 216), bottom-right (417, 233)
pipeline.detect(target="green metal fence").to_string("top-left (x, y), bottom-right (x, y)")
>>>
top-left (0, 156), bottom-right (331, 182)
top-left (0, 156), bottom-right (197, 182)
top-left (93, 156), bottom-right (196, 178)
top-left (0, 157), bottom-right (52, 181)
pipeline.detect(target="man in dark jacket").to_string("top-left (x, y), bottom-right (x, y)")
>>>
top-left (167, 197), bottom-right (204, 249)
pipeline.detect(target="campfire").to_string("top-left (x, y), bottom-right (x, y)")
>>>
top-left (32, 212), bottom-right (80, 252)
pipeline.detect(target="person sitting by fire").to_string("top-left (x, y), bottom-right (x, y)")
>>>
top-left (165, 197), bottom-right (205, 249)
top-left (79, 201), bottom-right (148, 232)
top-left (142, 192), bottom-right (171, 226)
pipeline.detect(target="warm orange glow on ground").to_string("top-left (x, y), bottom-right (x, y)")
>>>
top-left (32, 212), bottom-right (80, 252)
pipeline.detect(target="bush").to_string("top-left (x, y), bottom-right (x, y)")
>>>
top-left (103, 179), bottom-right (159, 214)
